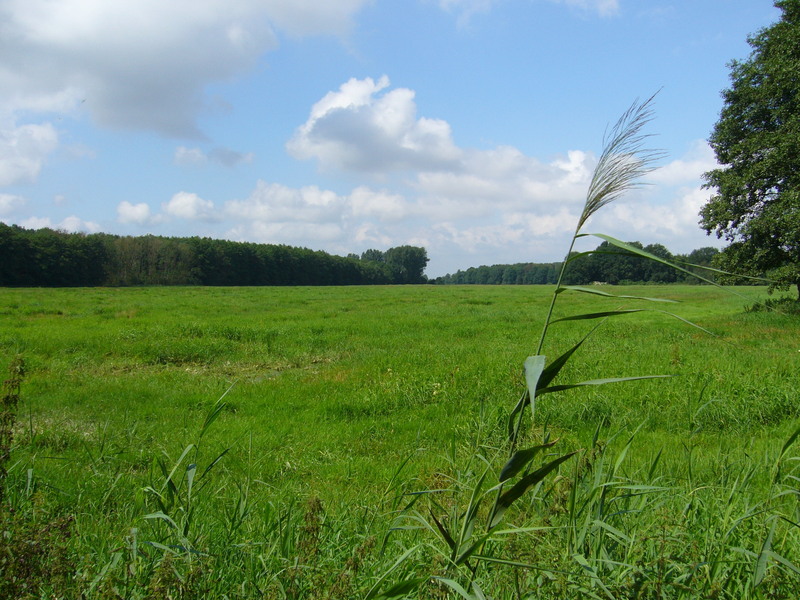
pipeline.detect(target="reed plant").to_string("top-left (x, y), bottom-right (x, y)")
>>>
top-left (371, 96), bottom-right (800, 598)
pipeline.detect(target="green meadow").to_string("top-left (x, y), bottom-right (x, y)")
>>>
top-left (1, 284), bottom-right (799, 598)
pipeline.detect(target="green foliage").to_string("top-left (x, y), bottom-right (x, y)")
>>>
top-left (0, 223), bottom-right (430, 287)
top-left (384, 245), bottom-right (430, 284)
top-left (436, 243), bottom-right (720, 286)
top-left (746, 294), bottom-right (800, 314)
top-left (701, 0), bottom-right (800, 298)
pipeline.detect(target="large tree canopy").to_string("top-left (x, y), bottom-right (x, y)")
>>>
top-left (701, 0), bottom-right (800, 298)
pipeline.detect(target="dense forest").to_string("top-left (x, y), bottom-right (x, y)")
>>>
top-left (433, 242), bottom-right (720, 285)
top-left (0, 224), bottom-right (428, 286)
top-left (0, 224), bottom-right (720, 287)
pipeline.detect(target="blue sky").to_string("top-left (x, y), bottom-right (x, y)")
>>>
top-left (0, 0), bottom-right (781, 277)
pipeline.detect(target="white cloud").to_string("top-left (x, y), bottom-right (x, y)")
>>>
top-left (278, 77), bottom-right (622, 270)
top-left (0, 120), bottom-right (58, 185)
top-left (353, 223), bottom-right (393, 247)
top-left (19, 215), bottom-right (100, 233)
top-left (223, 180), bottom-right (420, 249)
top-left (648, 140), bottom-right (717, 186)
top-left (288, 76), bottom-right (461, 172)
top-left (505, 207), bottom-right (580, 237)
top-left (350, 186), bottom-right (409, 221)
top-left (0, 0), bottom-right (371, 138)
top-left (226, 181), bottom-right (344, 223)
top-left (583, 183), bottom-right (720, 256)
top-left (19, 216), bottom-right (52, 230)
top-left (290, 77), bottom-right (596, 222)
top-left (163, 191), bottom-right (216, 221)
top-left (0, 193), bottom-right (26, 216)
top-left (60, 215), bottom-right (101, 233)
top-left (229, 220), bottom-right (344, 245)
top-left (283, 77), bottom-right (725, 274)
top-left (117, 201), bottom-right (152, 225)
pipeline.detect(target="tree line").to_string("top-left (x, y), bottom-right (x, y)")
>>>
top-left (434, 242), bottom-right (720, 285)
top-left (0, 224), bottom-right (429, 287)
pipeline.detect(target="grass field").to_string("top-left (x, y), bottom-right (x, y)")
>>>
top-left (1, 284), bottom-right (799, 598)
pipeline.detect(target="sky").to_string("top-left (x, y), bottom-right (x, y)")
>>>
top-left (0, 0), bottom-right (782, 277)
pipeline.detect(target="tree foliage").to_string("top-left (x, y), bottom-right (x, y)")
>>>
top-left (701, 0), bottom-right (800, 298)
top-left (0, 224), bottom-right (429, 287)
top-left (435, 242), bottom-right (718, 286)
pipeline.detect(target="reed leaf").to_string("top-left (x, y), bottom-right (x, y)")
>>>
top-left (143, 511), bottom-right (179, 530)
top-left (432, 577), bottom-right (475, 599)
top-left (499, 440), bottom-right (559, 482)
top-left (199, 383), bottom-right (234, 440)
top-left (551, 308), bottom-right (715, 336)
top-left (429, 509), bottom-right (456, 551)
top-left (557, 286), bottom-right (678, 303)
top-left (753, 518), bottom-right (776, 587)
top-left (491, 451), bottom-right (578, 528)
top-left (580, 233), bottom-right (753, 295)
top-left (161, 444), bottom-right (195, 493)
top-left (537, 375), bottom-right (674, 396)
top-left (376, 577), bottom-right (430, 598)
top-left (365, 545), bottom-right (423, 600)
top-left (524, 355), bottom-right (546, 422)
top-left (774, 425), bottom-right (800, 483)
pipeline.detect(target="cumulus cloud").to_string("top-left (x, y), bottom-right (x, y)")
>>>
top-left (289, 77), bottom-right (596, 222)
top-left (174, 145), bottom-right (254, 167)
top-left (282, 76), bottom-right (724, 273)
top-left (279, 76), bottom-right (618, 267)
top-left (117, 201), bottom-right (153, 225)
top-left (60, 215), bottom-right (101, 233)
top-left (223, 180), bottom-right (423, 249)
top-left (19, 215), bottom-right (100, 233)
top-left (0, 0), bottom-right (371, 138)
top-left (163, 191), bottom-right (216, 221)
top-left (350, 186), bottom-right (410, 221)
top-left (0, 120), bottom-right (58, 185)
top-left (647, 140), bottom-right (717, 186)
top-left (288, 76), bottom-right (462, 172)
top-left (0, 193), bottom-right (26, 217)
top-left (229, 220), bottom-right (345, 245)
top-left (226, 181), bottom-right (344, 224)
